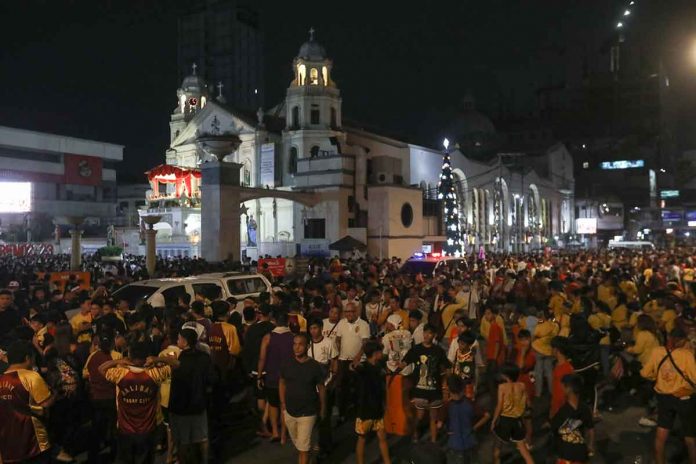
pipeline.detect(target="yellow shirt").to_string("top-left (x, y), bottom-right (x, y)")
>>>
top-left (611, 304), bottom-right (628, 330)
top-left (499, 382), bottom-right (527, 418)
top-left (588, 313), bottom-right (612, 345)
top-left (1, 368), bottom-right (52, 453)
top-left (558, 313), bottom-right (572, 337)
top-left (641, 347), bottom-right (696, 396)
top-left (661, 310), bottom-right (677, 334)
top-left (157, 346), bottom-right (181, 408)
top-left (628, 330), bottom-right (660, 366)
top-left (549, 293), bottom-right (568, 320)
top-left (597, 284), bottom-right (617, 310)
top-left (70, 311), bottom-right (92, 335)
top-left (532, 320), bottom-right (559, 356)
top-left (619, 280), bottom-right (639, 302)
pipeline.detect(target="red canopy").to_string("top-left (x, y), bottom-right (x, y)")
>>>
top-left (145, 164), bottom-right (201, 197)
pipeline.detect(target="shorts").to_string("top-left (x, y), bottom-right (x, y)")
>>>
top-left (411, 397), bottom-right (444, 410)
top-left (492, 416), bottom-right (525, 443)
top-left (656, 394), bottom-right (696, 437)
top-left (283, 411), bottom-right (316, 452)
top-left (355, 418), bottom-right (384, 435)
top-left (169, 411), bottom-right (208, 445)
top-left (265, 386), bottom-right (280, 407)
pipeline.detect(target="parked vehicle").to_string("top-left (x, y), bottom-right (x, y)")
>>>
top-left (112, 272), bottom-right (272, 312)
top-left (400, 252), bottom-right (468, 277)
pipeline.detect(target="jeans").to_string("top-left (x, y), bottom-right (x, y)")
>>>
top-left (89, 399), bottom-right (117, 463)
top-left (317, 387), bottom-right (335, 451)
top-left (116, 432), bottom-right (156, 464)
top-left (534, 352), bottom-right (554, 397)
top-left (336, 360), bottom-right (357, 418)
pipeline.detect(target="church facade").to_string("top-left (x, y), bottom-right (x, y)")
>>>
top-left (141, 31), bottom-right (574, 260)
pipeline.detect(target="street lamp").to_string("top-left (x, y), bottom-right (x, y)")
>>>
top-left (443, 138), bottom-right (450, 150)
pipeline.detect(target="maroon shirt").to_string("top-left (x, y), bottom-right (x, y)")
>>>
top-left (85, 351), bottom-right (118, 401)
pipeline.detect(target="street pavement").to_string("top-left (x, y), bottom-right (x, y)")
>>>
top-left (220, 388), bottom-right (692, 464)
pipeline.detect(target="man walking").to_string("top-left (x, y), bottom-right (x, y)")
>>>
top-left (280, 333), bottom-right (326, 464)
top-left (169, 328), bottom-right (216, 464)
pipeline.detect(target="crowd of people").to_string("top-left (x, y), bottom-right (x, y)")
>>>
top-left (0, 249), bottom-right (695, 464)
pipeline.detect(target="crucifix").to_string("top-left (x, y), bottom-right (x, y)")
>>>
top-left (309, 27), bottom-right (315, 41)
top-left (192, 62), bottom-right (198, 75)
top-left (216, 81), bottom-right (224, 98)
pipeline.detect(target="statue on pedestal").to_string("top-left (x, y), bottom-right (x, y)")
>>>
top-left (246, 214), bottom-right (257, 247)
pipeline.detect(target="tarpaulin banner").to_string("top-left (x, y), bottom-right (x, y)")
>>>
top-left (258, 258), bottom-right (286, 277)
top-left (0, 243), bottom-right (53, 256)
top-left (64, 154), bottom-right (102, 186)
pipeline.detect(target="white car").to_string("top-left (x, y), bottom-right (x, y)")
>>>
top-left (112, 272), bottom-right (272, 313)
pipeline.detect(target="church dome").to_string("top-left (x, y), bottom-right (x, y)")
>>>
top-left (297, 28), bottom-right (327, 61)
top-left (444, 95), bottom-right (498, 160)
top-left (179, 64), bottom-right (208, 95)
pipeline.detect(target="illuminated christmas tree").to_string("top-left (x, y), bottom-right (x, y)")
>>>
top-left (437, 139), bottom-right (463, 256)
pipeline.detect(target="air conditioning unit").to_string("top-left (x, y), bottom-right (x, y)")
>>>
top-left (375, 171), bottom-right (392, 184)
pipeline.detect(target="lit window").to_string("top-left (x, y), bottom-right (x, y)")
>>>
top-left (322, 66), bottom-right (328, 86)
top-left (310, 68), bottom-right (319, 85)
top-left (298, 64), bottom-right (306, 85)
top-left (582, 162), bottom-right (589, 169)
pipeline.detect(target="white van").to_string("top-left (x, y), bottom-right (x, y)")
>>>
top-left (112, 272), bottom-right (272, 312)
top-left (607, 240), bottom-right (655, 251)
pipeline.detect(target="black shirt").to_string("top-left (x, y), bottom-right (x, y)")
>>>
top-left (0, 308), bottom-right (21, 347)
top-left (280, 357), bottom-right (323, 417)
top-left (242, 320), bottom-right (274, 374)
top-left (403, 343), bottom-right (451, 400)
top-left (550, 401), bottom-right (594, 462)
top-left (94, 313), bottom-right (127, 336)
top-left (355, 362), bottom-right (386, 420)
top-left (169, 348), bottom-right (216, 415)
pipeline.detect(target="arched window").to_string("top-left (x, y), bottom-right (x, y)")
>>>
top-left (298, 64), bottom-right (306, 85)
top-left (291, 106), bottom-right (299, 129)
top-left (289, 147), bottom-right (298, 174)
top-left (310, 105), bottom-right (320, 125)
top-left (330, 107), bottom-right (337, 128)
top-left (310, 68), bottom-right (319, 85)
top-left (322, 66), bottom-right (328, 86)
top-left (310, 146), bottom-right (320, 158)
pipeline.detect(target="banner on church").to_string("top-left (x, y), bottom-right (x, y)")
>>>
top-left (64, 154), bottom-right (103, 186)
top-left (260, 143), bottom-right (275, 187)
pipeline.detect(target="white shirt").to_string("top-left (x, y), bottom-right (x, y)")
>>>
top-left (322, 318), bottom-right (340, 342)
top-left (335, 317), bottom-right (370, 360)
top-left (309, 336), bottom-right (338, 366)
top-left (412, 322), bottom-right (425, 345)
top-left (382, 329), bottom-right (413, 375)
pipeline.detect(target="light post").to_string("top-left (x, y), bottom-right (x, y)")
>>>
top-left (61, 216), bottom-right (85, 271)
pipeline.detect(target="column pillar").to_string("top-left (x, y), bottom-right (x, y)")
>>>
top-left (200, 161), bottom-right (242, 262)
top-left (69, 228), bottom-right (82, 271)
top-left (142, 215), bottom-right (162, 276)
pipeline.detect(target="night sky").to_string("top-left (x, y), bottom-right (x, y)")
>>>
top-left (1, 0), bottom-right (695, 180)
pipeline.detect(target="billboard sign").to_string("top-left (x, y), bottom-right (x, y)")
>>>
top-left (661, 210), bottom-right (682, 222)
top-left (0, 243), bottom-right (53, 256)
top-left (64, 154), bottom-right (102, 186)
top-left (0, 182), bottom-right (31, 212)
top-left (576, 218), bottom-right (597, 234)
top-left (260, 143), bottom-right (275, 187)
top-left (600, 159), bottom-right (644, 170)
top-left (660, 190), bottom-right (679, 198)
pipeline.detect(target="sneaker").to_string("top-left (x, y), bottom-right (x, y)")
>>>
top-left (638, 416), bottom-right (657, 427)
top-left (55, 450), bottom-right (75, 462)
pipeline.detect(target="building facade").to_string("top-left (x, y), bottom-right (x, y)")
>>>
top-left (0, 125), bottom-right (123, 242)
top-left (144, 31), bottom-right (573, 260)
top-left (178, 0), bottom-right (263, 111)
